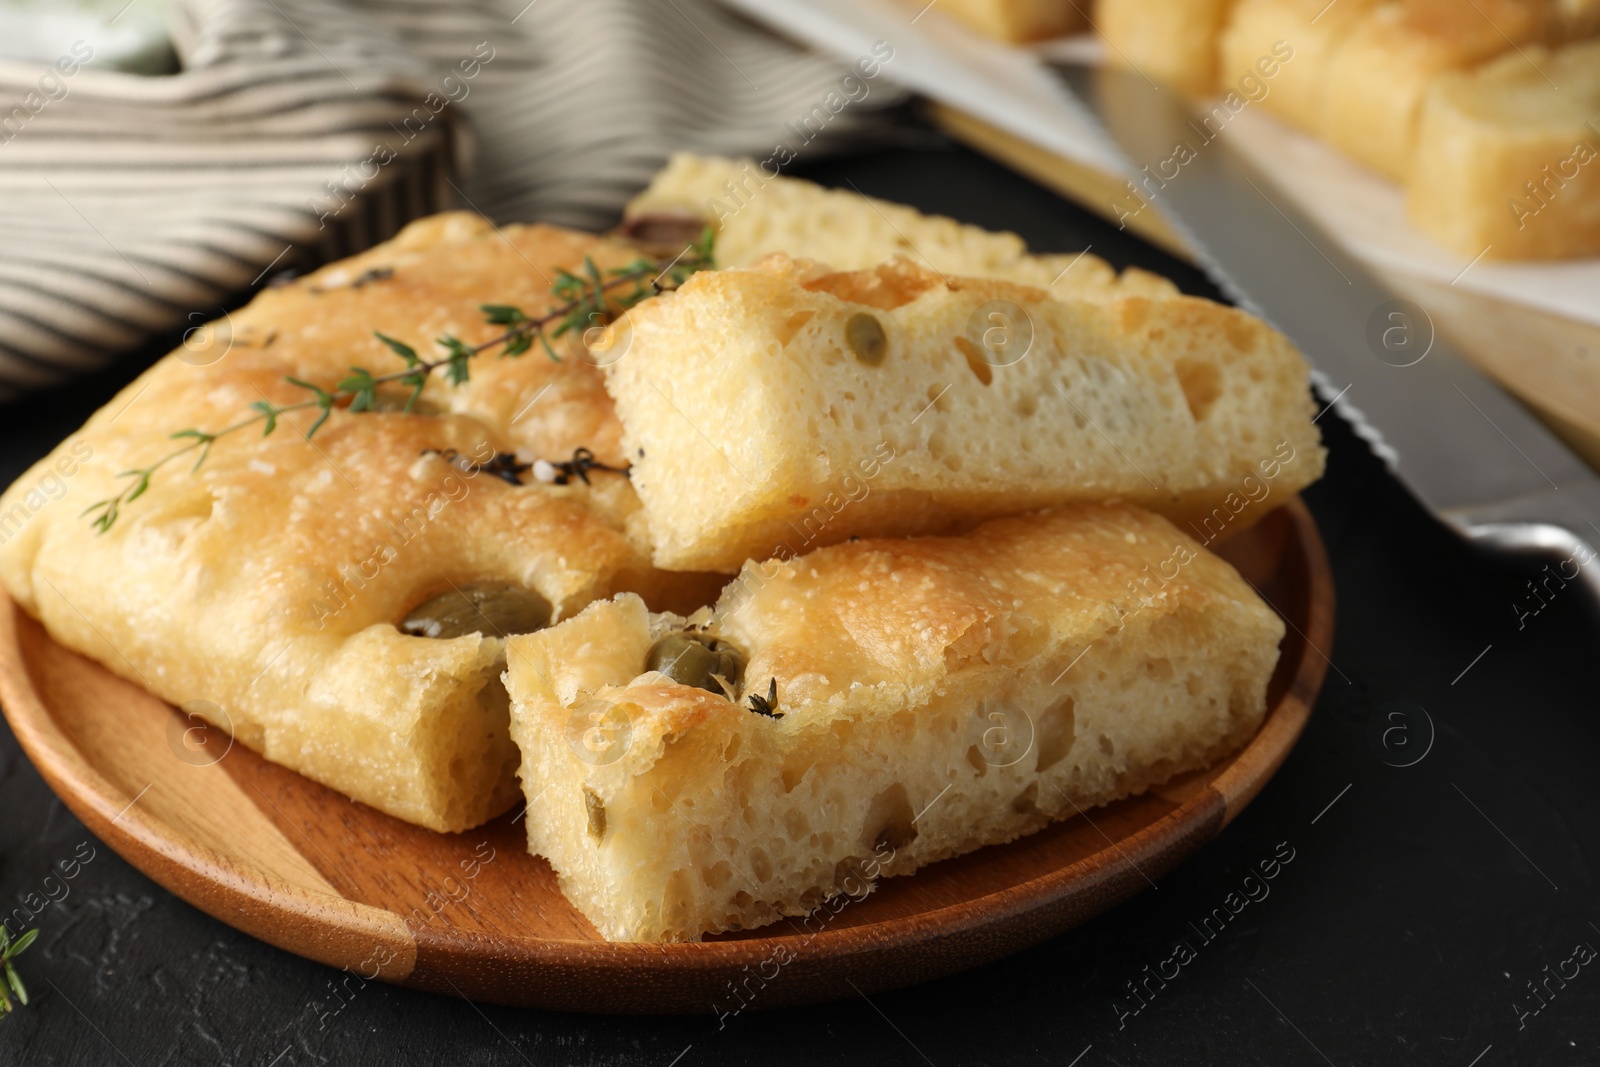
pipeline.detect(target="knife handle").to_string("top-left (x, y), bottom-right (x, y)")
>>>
top-left (1447, 483), bottom-right (1600, 603)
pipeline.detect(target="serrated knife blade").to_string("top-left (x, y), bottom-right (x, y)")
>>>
top-left (1052, 63), bottom-right (1600, 594)
top-left (712, 0), bottom-right (1600, 592)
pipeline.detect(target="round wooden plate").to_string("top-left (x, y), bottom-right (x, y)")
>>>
top-left (0, 500), bottom-right (1331, 1015)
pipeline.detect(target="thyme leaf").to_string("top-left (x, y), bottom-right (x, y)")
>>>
top-left (250, 400), bottom-right (280, 435)
top-left (480, 305), bottom-right (526, 326)
top-left (436, 336), bottom-right (475, 387)
top-left (373, 331), bottom-right (419, 365)
top-left (337, 367), bottom-right (379, 413)
top-left (0, 926), bottom-right (37, 1018)
top-left (286, 377), bottom-right (336, 439)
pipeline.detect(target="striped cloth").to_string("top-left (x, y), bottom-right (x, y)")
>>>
top-left (0, 0), bottom-right (906, 399)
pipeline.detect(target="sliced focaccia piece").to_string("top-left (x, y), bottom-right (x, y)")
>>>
top-left (1407, 39), bottom-right (1600, 260)
top-left (1098, 0), bottom-right (1236, 95)
top-left (0, 214), bottom-right (716, 832)
top-left (504, 504), bottom-right (1286, 942)
top-left (1554, 0), bottom-right (1600, 35)
top-left (605, 255), bottom-right (1323, 572)
top-left (926, 0), bottom-right (1084, 41)
top-left (1321, 0), bottom-right (1553, 179)
top-left (1219, 0), bottom-right (1383, 134)
top-left (621, 153), bottom-right (1179, 301)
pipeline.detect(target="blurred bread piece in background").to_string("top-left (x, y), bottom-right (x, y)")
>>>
top-left (888, 0), bottom-right (1598, 264)
top-left (1219, 0), bottom-right (1381, 133)
top-left (1098, 0), bottom-right (1237, 94)
top-left (1554, 0), bottom-right (1600, 35)
top-left (1320, 0), bottom-right (1553, 179)
top-left (624, 154), bottom-right (1178, 300)
top-left (1407, 39), bottom-right (1600, 259)
top-left (929, 0), bottom-right (1085, 41)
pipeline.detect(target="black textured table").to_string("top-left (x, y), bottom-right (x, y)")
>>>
top-left (2, 142), bottom-right (1597, 1067)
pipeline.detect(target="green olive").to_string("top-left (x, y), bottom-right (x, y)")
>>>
top-left (614, 211), bottom-right (709, 257)
top-left (400, 581), bottom-right (552, 639)
top-left (845, 312), bottom-right (887, 366)
top-left (645, 631), bottom-right (746, 697)
top-left (584, 787), bottom-right (606, 841)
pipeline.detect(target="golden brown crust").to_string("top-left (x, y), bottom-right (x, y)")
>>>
top-left (0, 214), bottom-right (671, 831)
top-left (721, 505), bottom-right (1261, 700)
top-left (229, 214), bottom-right (635, 466)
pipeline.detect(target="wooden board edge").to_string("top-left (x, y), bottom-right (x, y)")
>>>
top-left (0, 595), bottom-right (419, 982)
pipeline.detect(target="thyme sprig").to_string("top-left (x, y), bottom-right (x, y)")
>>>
top-left (533, 447), bottom-right (631, 486)
top-left (83, 230), bottom-right (715, 533)
top-left (421, 447), bottom-right (532, 487)
top-left (0, 926), bottom-right (37, 1018)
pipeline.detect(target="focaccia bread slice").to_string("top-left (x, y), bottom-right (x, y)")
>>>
top-left (1219, 0), bottom-right (1383, 134)
top-left (924, 0), bottom-right (1084, 41)
top-left (504, 504), bottom-right (1286, 942)
top-left (622, 154), bottom-right (1178, 301)
top-left (1555, 0), bottom-right (1600, 34)
top-left (606, 255), bottom-right (1324, 571)
top-left (0, 214), bottom-right (715, 832)
top-left (1099, 0), bottom-right (1236, 95)
top-left (1407, 39), bottom-right (1600, 260)
top-left (1321, 0), bottom-right (1553, 179)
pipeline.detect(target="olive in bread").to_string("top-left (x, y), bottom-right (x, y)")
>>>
top-left (503, 504), bottom-right (1285, 942)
